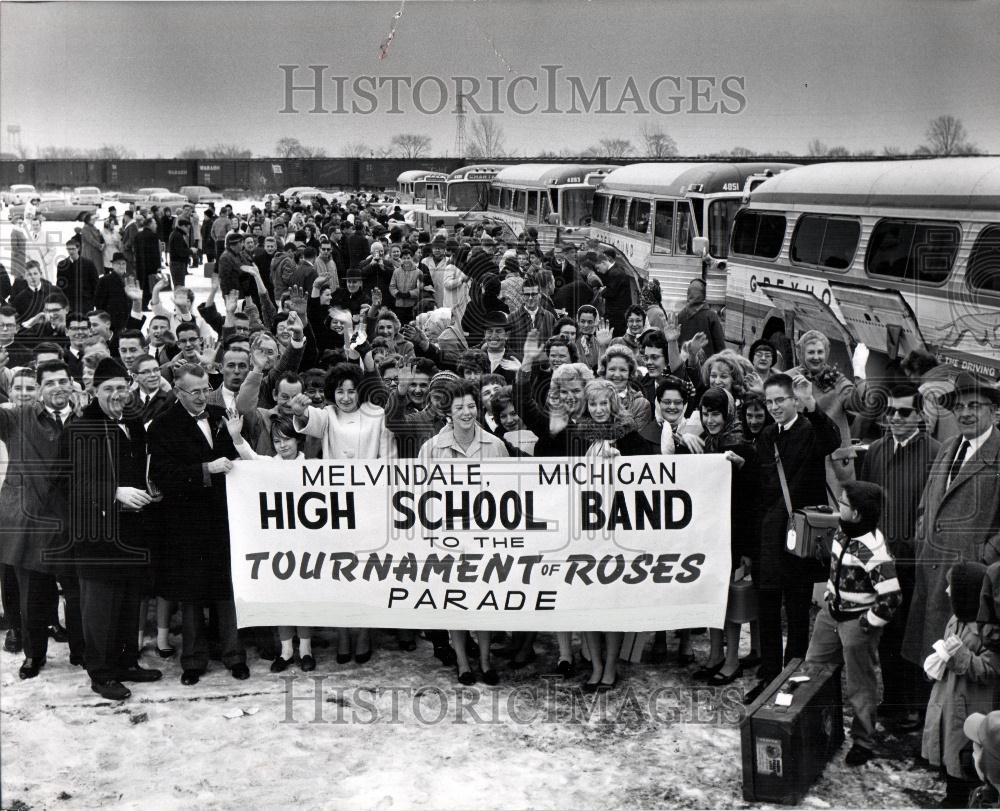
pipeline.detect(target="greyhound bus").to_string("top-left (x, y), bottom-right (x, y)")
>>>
top-left (724, 157), bottom-right (1000, 381)
top-left (589, 162), bottom-right (798, 307)
top-left (395, 170), bottom-right (448, 206)
top-left (483, 163), bottom-right (618, 251)
top-left (412, 164), bottom-right (505, 230)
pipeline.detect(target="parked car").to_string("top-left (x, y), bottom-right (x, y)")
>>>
top-left (196, 193), bottom-right (225, 204)
top-left (146, 191), bottom-right (189, 208)
top-left (70, 186), bottom-right (102, 205)
top-left (179, 185), bottom-right (213, 203)
top-left (9, 193), bottom-right (95, 221)
top-left (2, 184), bottom-right (37, 206)
top-left (220, 188), bottom-right (248, 200)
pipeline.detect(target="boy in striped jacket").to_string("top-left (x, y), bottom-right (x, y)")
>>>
top-left (806, 480), bottom-right (902, 766)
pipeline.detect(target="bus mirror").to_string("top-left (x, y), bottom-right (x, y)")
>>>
top-left (692, 236), bottom-right (709, 258)
top-left (546, 213), bottom-right (558, 225)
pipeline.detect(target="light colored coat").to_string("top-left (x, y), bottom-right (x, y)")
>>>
top-left (297, 403), bottom-right (393, 460)
top-left (922, 615), bottom-right (1000, 779)
top-left (903, 428), bottom-right (1000, 664)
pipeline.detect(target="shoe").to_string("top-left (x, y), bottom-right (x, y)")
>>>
top-left (4, 628), bottom-right (21, 653)
top-left (739, 653), bottom-right (761, 668)
top-left (556, 659), bottom-right (574, 678)
top-left (270, 656), bottom-right (294, 674)
top-left (457, 668), bottom-right (476, 685)
top-left (354, 650), bottom-right (371, 665)
top-left (399, 639), bottom-right (417, 652)
top-left (18, 657), bottom-right (45, 679)
top-left (48, 624), bottom-right (68, 643)
top-left (156, 646), bottom-right (176, 659)
top-left (118, 666), bottom-right (162, 683)
top-left (692, 661), bottom-right (725, 682)
top-left (648, 644), bottom-right (669, 665)
top-left (434, 645), bottom-right (457, 667)
top-left (230, 663), bottom-right (250, 680)
top-left (482, 669), bottom-right (499, 686)
top-left (69, 653), bottom-right (85, 667)
top-left (676, 652), bottom-right (696, 666)
top-left (707, 666), bottom-right (743, 687)
top-left (582, 680), bottom-right (601, 694)
top-left (91, 679), bottom-right (131, 701)
top-left (595, 677), bottom-right (618, 693)
top-left (845, 743), bottom-right (873, 766)
top-left (180, 669), bottom-right (202, 686)
top-left (300, 655), bottom-right (316, 672)
top-left (336, 652), bottom-right (352, 665)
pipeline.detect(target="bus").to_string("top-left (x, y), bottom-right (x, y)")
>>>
top-left (412, 164), bottom-right (506, 230)
top-left (724, 157), bottom-right (1000, 381)
top-left (483, 163), bottom-right (618, 251)
top-left (395, 170), bottom-right (448, 206)
top-left (589, 162), bottom-right (798, 307)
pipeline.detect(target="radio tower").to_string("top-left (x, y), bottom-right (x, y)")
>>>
top-left (453, 98), bottom-right (467, 158)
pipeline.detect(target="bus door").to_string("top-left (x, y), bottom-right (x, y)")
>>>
top-left (828, 281), bottom-right (926, 363)
top-left (757, 283), bottom-right (855, 364)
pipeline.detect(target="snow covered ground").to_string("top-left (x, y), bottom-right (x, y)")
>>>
top-left (1, 628), bottom-right (945, 810)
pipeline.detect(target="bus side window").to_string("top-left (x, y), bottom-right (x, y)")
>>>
top-left (653, 200), bottom-right (673, 254)
top-left (675, 202), bottom-right (696, 255)
top-left (967, 224), bottom-right (1000, 293)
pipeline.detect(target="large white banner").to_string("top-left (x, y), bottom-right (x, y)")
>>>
top-left (227, 455), bottom-right (732, 632)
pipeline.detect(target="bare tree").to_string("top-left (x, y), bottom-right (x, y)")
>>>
top-left (466, 117), bottom-right (506, 158)
top-left (853, 149), bottom-right (876, 157)
top-left (177, 147), bottom-right (209, 159)
top-left (882, 145), bottom-right (904, 157)
top-left (37, 145), bottom-right (84, 158)
top-left (586, 138), bottom-right (633, 158)
top-left (275, 137), bottom-right (304, 158)
top-left (728, 146), bottom-right (756, 158)
top-left (341, 141), bottom-right (370, 158)
top-left (206, 143), bottom-right (253, 158)
top-left (826, 146), bottom-right (851, 157)
top-left (639, 124), bottom-right (678, 158)
top-left (806, 138), bottom-right (829, 157)
top-left (90, 144), bottom-right (135, 159)
top-left (920, 115), bottom-right (979, 155)
top-left (389, 134), bottom-right (432, 159)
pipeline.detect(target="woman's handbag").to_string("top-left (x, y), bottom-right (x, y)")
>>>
top-left (727, 572), bottom-right (758, 624)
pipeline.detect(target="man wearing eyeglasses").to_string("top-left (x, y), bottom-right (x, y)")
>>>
top-left (147, 363), bottom-right (246, 686)
top-left (903, 371), bottom-right (1000, 686)
top-left (858, 381), bottom-right (941, 733)
top-left (745, 371), bottom-right (843, 703)
top-left (507, 273), bottom-right (555, 360)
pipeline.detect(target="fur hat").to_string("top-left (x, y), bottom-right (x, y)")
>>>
top-left (949, 560), bottom-right (988, 623)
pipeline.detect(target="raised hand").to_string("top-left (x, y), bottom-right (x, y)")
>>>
top-left (224, 289), bottom-right (239, 316)
top-left (499, 357), bottom-right (522, 371)
top-left (289, 392), bottom-right (311, 418)
top-left (286, 285), bottom-right (308, 317)
top-left (225, 414), bottom-right (243, 441)
top-left (595, 318), bottom-right (614, 347)
top-left (124, 277), bottom-right (144, 302)
top-left (792, 374), bottom-right (816, 411)
top-left (662, 312), bottom-right (680, 343)
top-left (522, 329), bottom-right (542, 364)
top-left (688, 331), bottom-right (709, 359)
top-left (285, 309), bottom-right (305, 341)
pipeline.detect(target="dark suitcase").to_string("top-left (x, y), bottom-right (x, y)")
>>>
top-left (740, 658), bottom-right (844, 804)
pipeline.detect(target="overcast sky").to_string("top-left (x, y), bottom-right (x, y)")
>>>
top-left (1, 0), bottom-right (998, 158)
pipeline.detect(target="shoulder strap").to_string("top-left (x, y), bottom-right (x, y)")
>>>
top-left (774, 443), bottom-right (794, 515)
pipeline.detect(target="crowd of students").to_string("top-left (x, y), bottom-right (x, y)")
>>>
top-left (1, 189), bottom-right (999, 804)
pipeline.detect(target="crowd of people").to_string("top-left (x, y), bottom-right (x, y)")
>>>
top-left (1, 189), bottom-right (999, 805)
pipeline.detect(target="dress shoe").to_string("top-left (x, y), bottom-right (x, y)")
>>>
top-left (707, 666), bottom-right (743, 687)
top-left (230, 663), bottom-right (250, 680)
top-left (556, 659), bottom-right (574, 678)
top-left (48, 624), bottom-right (68, 643)
top-left (744, 679), bottom-right (771, 704)
top-left (482, 669), bottom-right (499, 686)
top-left (4, 628), bottom-right (22, 653)
top-left (299, 655), bottom-right (316, 672)
top-left (336, 652), bottom-right (352, 665)
top-left (582, 680), bottom-right (601, 694)
top-left (91, 679), bottom-right (131, 700)
top-left (845, 743), bottom-right (873, 766)
top-left (354, 650), bottom-right (372, 665)
top-left (118, 666), bottom-right (163, 683)
top-left (18, 657), bottom-right (45, 679)
top-left (433, 645), bottom-right (457, 667)
top-left (738, 653), bottom-right (762, 669)
top-left (595, 677), bottom-right (618, 693)
top-left (648, 644), bottom-right (669, 665)
top-left (270, 656), bottom-right (294, 674)
top-left (692, 661), bottom-right (725, 681)
top-left (676, 652), bottom-right (696, 666)
top-left (180, 669), bottom-right (202, 686)
top-left (457, 668), bottom-right (476, 685)
top-left (885, 713), bottom-right (923, 733)
top-left (156, 646), bottom-right (177, 659)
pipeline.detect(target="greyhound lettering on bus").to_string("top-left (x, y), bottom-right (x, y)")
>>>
top-left (749, 274), bottom-right (833, 306)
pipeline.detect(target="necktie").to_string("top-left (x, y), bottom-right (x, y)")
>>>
top-left (193, 412), bottom-right (209, 421)
top-left (947, 439), bottom-right (971, 489)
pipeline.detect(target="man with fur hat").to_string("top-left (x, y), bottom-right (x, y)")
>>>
top-left (67, 358), bottom-right (161, 701)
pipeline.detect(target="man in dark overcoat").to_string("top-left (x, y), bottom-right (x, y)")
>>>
top-left (147, 363), bottom-right (247, 685)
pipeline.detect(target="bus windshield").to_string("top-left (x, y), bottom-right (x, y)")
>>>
top-left (561, 189), bottom-right (593, 226)
top-left (707, 199), bottom-right (741, 258)
top-left (447, 182), bottom-right (489, 212)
